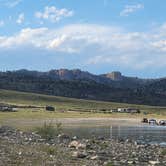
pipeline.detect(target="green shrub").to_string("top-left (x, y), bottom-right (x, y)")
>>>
top-left (43, 146), bottom-right (58, 155)
top-left (56, 122), bottom-right (62, 134)
top-left (161, 149), bottom-right (166, 156)
top-left (106, 162), bottom-right (113, 166)
top-left (36, 122), bottom-right (62, 140)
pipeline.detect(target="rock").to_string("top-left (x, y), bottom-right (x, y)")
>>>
top-left (103, 161), bottom-right (108, 165)
top-left (72, 151), bottom-right (79, 157)
top-left (72, 151), bottom-right (87, 158)
top-left (97, 136), bottom-right (105, 140)
top-left (19, 131), bottom-right (23, 135)
top-left (87, 150), bottom-right (96, 154)
top-left (134, 141), bottom-right (138, 146)
top-left (18, 151), bottom-right (22, 155)
top-left (38, 139), bottom-right (45, 143)
top-left (69, 141), bottom-right (86, 149)
top-left (128, 161), bottom-right (134, 164)
top-left (125, 139), bottom-right (132, 143)
top-left (72, 136), bottom-right (77, 140)
top-left (90, 155), bottom-right (99, 160)
top-left (77, 143), bottom-right (86, 149)
top-left (149, 160), bottom-right (160, 165)
top-left (58, 134), bottom-right (70, 139)
top-left (0, 126), bottom-right (165, 166)
top-left (58, 134), bottom-right (70, 143)
top-left (32, 132), bottom-right (41, 138)
top-left (0, 126), bottom-right (14, 133)
top-left (68, 141), bottom-right (79, 148)
top-left (25, 137), bottom-right (29, 141)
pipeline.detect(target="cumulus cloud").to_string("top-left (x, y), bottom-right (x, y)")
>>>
top-left (151, 40), bottom-right (166, 52)
top-left (49, 35), bottom-right (68, 49)
top-left (0, 23), bottom-right (166, 69)
top-left (35, 6), bottom-right (74, 23)
top-left (0, 28), bottom-right (48, 48)
top-left (16, 13), bottom-right (25, 24)
top-left (120, 4), bottom-right (144, 16)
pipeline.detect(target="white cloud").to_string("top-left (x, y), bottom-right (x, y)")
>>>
top-left (35, 6), bottom-right (74, 23)
top-left (16, 13), bottom-right (24, 24)
top-left (49, 35), bottom-right (68, 49)
top-left (0, 23), bottom-right (166, 70)
top-left (151, 40), bottom-right (166, 52)
top-left (0, 20), bottom-right (4, 27)
top-left (0, 28), bottom-right (48, 48)
top-left (0, 0), bottom-right (22, 8)
top-left (120, 4), bottom-right (144, 16)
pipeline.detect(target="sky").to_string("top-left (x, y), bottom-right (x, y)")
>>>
top-left (0, 0), bottom-right (166, 78)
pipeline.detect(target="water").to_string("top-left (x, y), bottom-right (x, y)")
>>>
top-left (64, 125), bottom-right (166, 145)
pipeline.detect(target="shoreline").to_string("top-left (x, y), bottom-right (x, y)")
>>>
top-left (0, 126), bottom-right (165, 166)
top-left (2, 117), bottom-right (166, 130)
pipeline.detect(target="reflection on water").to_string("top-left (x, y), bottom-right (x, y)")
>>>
top-left (64, 125), bottom-right (166, 145)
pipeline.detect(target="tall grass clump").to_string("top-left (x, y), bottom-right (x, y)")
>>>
top-left (36, 121), bottom-right (62, 140)
top-left (161, 149), bottom-right (166, 156)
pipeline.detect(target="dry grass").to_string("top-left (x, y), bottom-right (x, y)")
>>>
top-left (0, 89), bottom-right (165, 130)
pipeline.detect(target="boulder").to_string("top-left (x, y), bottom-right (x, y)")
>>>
top-left (69, 140), bottom-right (86, 149)
top-left (90, 155), bottom-right (99, 160)
top-left (69, 141), bottom-right (79, 148)
top-left (77, 143), bottom-right (86, 149)
top-left (58, 134), bottom-right (70, 140)
top-left (149, 160), bottom-right (160, 165)
top-left (72, 151), bottom-right (87, 158)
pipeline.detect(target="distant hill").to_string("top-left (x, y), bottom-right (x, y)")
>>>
top-left (0, 69), bottom-right (165, 106)
top-left (3, 69), bottom-right (154, 88)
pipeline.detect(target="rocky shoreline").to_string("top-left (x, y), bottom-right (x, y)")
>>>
top-left (0, 126), bottom-right (165, 166)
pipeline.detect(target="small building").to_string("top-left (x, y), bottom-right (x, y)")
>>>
top-left (126, 108), bottom-right (140, 113)
top-left (0, 106), bottom-right (16, 112)
top-left (117, 108), bottom-right (140, 113)
top-left (111, 109), bottom-right (118, 113)
top-left (117, 108), bottom-right (125, 112)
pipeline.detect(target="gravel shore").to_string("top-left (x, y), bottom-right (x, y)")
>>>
top-left (0, 126), bottom-right (165, 166)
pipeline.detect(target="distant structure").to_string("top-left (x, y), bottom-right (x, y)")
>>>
top-left (46, 106), bottom-right (55, 111)
top-left (0, 105), bottom-right (17, 112)
top-left (105, 71), bottom-right (123, 81)
top-left (112, 108), bottom-right (140, 113)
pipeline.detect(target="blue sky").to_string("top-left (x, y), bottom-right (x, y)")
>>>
top-left (0, 0), bottom-right (166, 78)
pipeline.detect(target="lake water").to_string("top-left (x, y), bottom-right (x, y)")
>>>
top-left (64, 125), bottom-right (166, 146)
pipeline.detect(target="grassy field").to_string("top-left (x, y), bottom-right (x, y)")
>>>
top-left (0, 89), bottom-right (166, 130)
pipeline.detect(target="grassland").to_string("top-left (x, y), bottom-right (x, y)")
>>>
top-left (0, 89), bottom-right (166, 130)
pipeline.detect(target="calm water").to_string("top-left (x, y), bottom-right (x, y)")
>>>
top-left (64, 125), bottom-right (166, 145)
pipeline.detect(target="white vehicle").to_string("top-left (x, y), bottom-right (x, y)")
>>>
top-left (149, 119), bottom-right (158, 125)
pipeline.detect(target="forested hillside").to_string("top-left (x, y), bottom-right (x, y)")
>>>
top-left (0, 69), bottom-right (165, 106)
